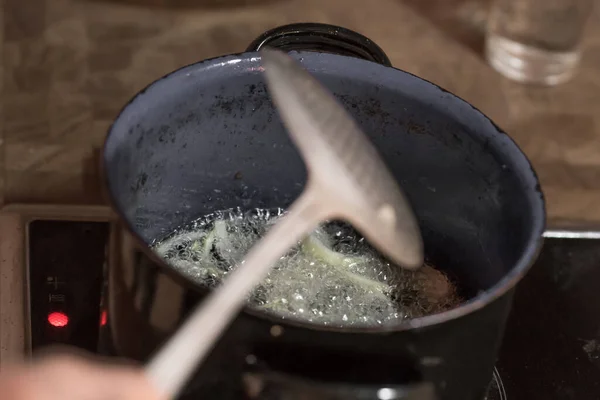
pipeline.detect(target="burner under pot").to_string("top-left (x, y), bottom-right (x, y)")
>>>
top-left (484, 369), bottom-right (507, 400)
top-left (240, 364), bottom-right (507, 400)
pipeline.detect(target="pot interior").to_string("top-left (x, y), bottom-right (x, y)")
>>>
top-left (104, 51), bottom-right (544, 303)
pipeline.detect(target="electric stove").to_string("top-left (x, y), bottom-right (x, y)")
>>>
top-left (1, 204), bottom-right (599, 399)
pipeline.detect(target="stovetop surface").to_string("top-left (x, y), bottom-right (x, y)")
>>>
top-left (497, 237), bottom-right (600, 399)
top-left (23, 216), bottom-right (600, 399)
top-left (101, 236), bottom-right (600, 399)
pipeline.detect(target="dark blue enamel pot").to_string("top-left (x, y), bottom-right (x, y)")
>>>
top-left (102, 23), bottom-right (546, 400)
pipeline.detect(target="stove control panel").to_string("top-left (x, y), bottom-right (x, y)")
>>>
top-left (28, 220), bottom-right (110, 352)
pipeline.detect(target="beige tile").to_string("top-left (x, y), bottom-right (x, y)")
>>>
top-left (1, 0), bottom-right (600, 224)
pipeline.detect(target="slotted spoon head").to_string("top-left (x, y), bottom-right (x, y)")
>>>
top-left (260, 48), bottom-right (424, 270)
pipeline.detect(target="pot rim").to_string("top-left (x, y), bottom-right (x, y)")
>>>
top-left (101, 50), bottom-right (546, 334)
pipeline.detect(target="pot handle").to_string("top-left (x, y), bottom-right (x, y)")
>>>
top-left (246, 23), bottom-right (392, 67)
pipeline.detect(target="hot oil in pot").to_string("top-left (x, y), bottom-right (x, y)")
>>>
top-left (152, 208), bottom-right (463, 327)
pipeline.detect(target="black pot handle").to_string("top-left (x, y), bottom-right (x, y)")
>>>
top-left (246, 23), bottom-right (392, 67)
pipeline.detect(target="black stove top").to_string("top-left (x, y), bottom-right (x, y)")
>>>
top-left (497, 236), bottom-right (600, 399)
top-left (25, 218), bottom-right (600, 399)
top-left (94, 233), bottom-right (600, 399)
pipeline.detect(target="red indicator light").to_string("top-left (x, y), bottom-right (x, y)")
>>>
top-left (100, 310), bottom-right (107, 326)
top-left (47, 311), bottom-right (69, 328)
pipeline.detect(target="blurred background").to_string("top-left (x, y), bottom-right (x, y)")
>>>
top-left (1, 0), bottom-right (599, 223)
